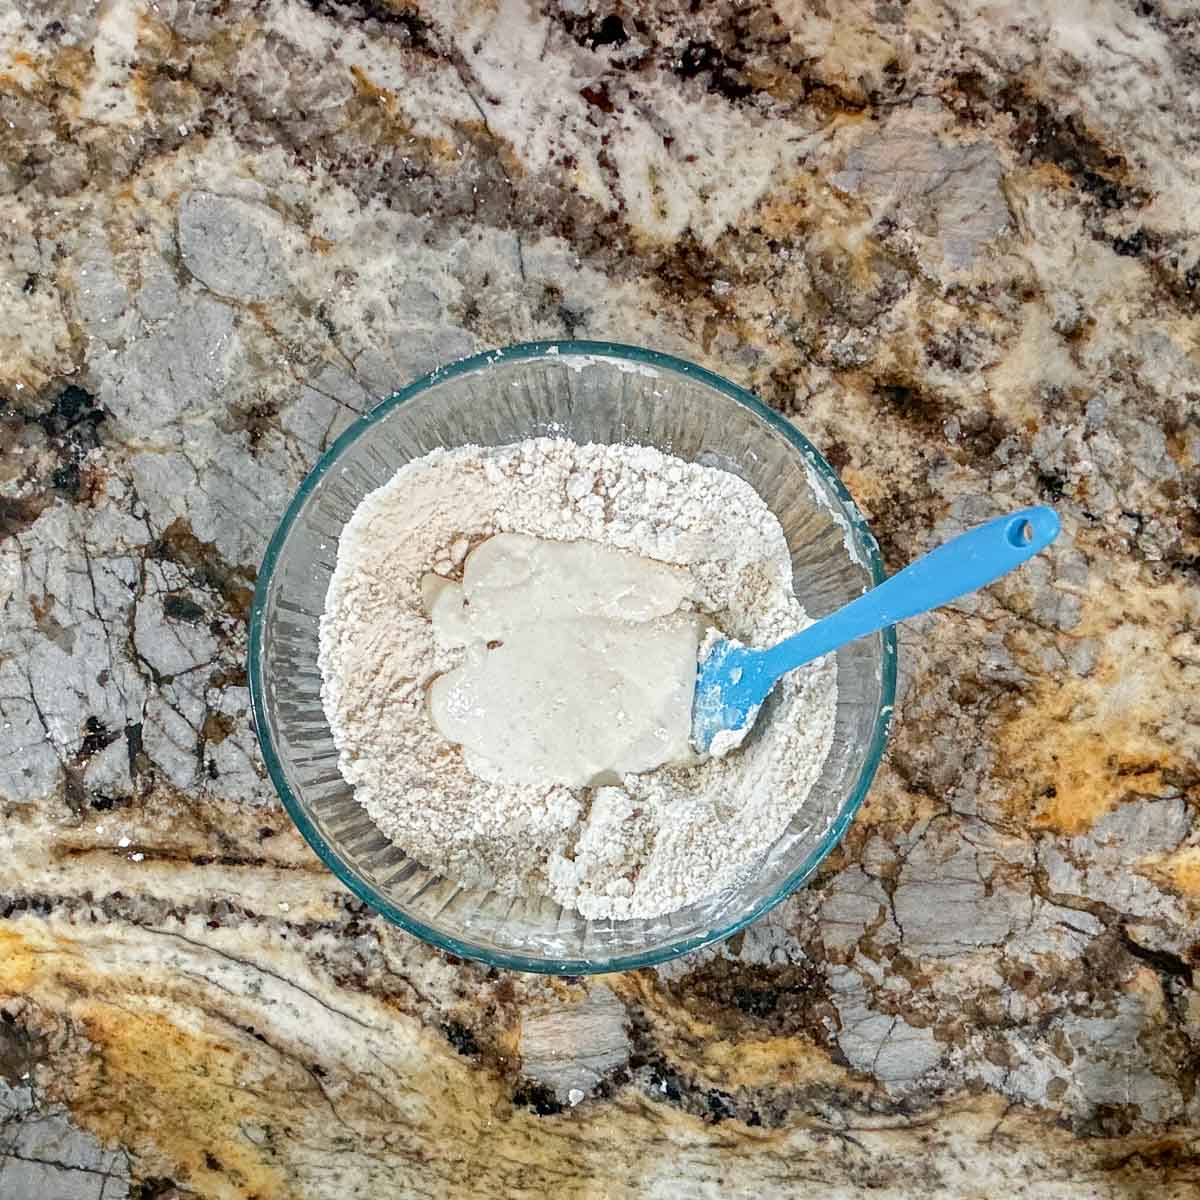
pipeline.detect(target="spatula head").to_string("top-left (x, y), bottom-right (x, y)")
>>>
top-left (691, 638), bottom-right (769, 755)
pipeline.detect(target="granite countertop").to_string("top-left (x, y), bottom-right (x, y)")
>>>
top-left (1, 1), bottom-right (1198, 1196)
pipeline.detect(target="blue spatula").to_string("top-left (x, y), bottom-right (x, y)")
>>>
top-left (692, 505), bottom-right (1061, 753)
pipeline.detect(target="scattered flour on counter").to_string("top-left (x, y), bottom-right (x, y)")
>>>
top-left (318, 438), bottom-right (837, 920)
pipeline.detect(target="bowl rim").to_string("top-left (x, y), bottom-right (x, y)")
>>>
top-left (248, 339), bottom-right (897, 973)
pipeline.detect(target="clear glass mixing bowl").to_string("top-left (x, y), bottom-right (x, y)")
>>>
top-left (249, 341), bottom-right (895, 973)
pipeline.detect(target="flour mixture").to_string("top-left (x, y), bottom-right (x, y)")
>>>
top-left (427, 533), bottom-right (704, 788)
top-left (318, 439), bottom-right (837, 920)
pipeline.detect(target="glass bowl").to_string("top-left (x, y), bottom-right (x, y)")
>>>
top-left (249, 341), bottom-right (895, 973)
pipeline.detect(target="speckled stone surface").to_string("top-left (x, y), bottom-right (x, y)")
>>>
top-left (1, 2), bottom-right (1198, 1197)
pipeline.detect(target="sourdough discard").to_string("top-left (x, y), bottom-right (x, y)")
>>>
top-left (318, 439), bottom-right (837, 920)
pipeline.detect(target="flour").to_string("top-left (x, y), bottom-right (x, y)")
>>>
top-left (318, 439), bottom-right (837, 920)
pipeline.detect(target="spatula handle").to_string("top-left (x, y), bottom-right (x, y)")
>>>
top-left (760, 506), bottom-right (1061, 680)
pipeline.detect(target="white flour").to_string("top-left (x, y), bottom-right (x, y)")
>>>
top-left (318, 439), bottom-right (837, 920)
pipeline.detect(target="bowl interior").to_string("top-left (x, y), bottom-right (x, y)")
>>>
top-left (249, 341), bottom-right (895, 973)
